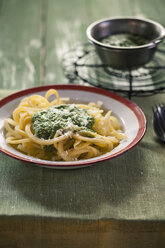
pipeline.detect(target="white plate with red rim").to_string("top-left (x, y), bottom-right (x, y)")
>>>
top-left (0, 84), bottom-right (146, 169)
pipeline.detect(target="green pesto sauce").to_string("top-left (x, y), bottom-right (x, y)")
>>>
top-left (31, 104), bottom-right (94, 139)
top-left (101, 33), bottom-right (149, 47)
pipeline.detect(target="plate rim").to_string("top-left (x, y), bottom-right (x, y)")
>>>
top-left (0, 84), bottom-right (146, 168)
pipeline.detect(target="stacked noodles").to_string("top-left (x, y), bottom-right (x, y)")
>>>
top-left (4, 89), bottom-right (126, 161)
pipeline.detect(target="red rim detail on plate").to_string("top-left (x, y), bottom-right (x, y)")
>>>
top-left (0, 84), bottom-right (146, 168)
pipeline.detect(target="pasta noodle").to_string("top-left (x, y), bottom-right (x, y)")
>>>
top-left (4, 89), bottom-right (126, 161)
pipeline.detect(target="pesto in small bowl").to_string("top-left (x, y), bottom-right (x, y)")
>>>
top-left (100, 33), bottom-right (150, 47)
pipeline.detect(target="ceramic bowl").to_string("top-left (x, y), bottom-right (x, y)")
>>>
top-left (0, 85), bottom-right (146, 169)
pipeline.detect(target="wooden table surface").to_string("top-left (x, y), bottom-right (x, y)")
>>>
top-left (0, 0), bottom-right (164, 93)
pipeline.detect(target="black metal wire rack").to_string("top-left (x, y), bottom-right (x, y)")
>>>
top-left (61, 42), bottom-right (165, 99)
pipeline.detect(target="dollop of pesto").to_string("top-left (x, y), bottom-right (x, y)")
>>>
top-left (101, 33), bottom-right (149, 47)
top-left (31, 104), bottom-right (94, 139)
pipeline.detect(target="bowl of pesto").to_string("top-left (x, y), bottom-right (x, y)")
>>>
top-left (0, 85), bottom-right (146, 169)
top-left (87, 17), bottom-right (165, 69)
